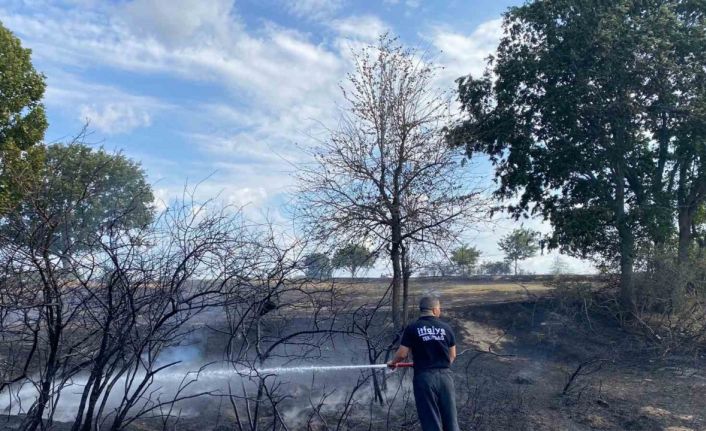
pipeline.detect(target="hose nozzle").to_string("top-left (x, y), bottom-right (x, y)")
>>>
top-left (388, 362), bottom-right (414, 369)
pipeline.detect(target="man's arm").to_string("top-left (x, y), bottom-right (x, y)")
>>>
top-left (387, 345), bottom-right (410, 367)
top-left (449, 345), bottom-right (456, 364)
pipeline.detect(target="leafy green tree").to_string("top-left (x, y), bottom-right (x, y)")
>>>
top-left (498, 229), bottom-right (539, 276)
top-left (332, 243), bottom-right (376, 278)
top-left (6, 143), bottom-right (154, 262)
top-left (480, 261), bottom-right (511, 276)
top-left (671, 29), bottom-right (706, 263)
top-left (449, 0), bottom-right (706, 309)
top-left (0, 21), bottom-right (48, 212)
top-left (613, 0), bottom-right (706, 265)
top-left (450, 244), bottom-right (481, 276)
top-left (303, 253), bottom-right (332, 280)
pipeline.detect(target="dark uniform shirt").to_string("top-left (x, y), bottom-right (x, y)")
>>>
top-left (400, 315), bottom-right (456, 371)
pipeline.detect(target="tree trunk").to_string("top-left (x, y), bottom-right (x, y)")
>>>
top-left (76, 286), bottom-right (116, 431)
top-left (22, 336), bottom-right (59, 431)
top-left (672, 207), bottom-right (697, 310)
top-left (371, 369), bottom-right (384, 405)
top-left (678, 210), bottom-right (692, 265)
top-left (615, 161), bottom-right (635, 314)
top-left (79, 371), bottom-right (104, 431)
top-left (390, 239), bottom-right (402, 328)
top-left (22, 276), bottom-right (62, 431)
top-left (676, 158), bottom-right (692, 265)
top-left (618, 229), bottom-right (635, 314)
top-left (70, 373), bottom-right (95, 431)
top-left (401, 242), bottom-right (411, 324)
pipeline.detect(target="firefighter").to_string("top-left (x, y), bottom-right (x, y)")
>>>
top-left (388, 296), bottom-right (459, 431)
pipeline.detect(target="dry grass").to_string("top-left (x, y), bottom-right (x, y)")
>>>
top-left (331, 278), bottom-right (553, 307)
top-left (437, 281), bottom-right (550, 294)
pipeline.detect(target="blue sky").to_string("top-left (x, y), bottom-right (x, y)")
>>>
top-left (0, 0), bottom-right (593, 274)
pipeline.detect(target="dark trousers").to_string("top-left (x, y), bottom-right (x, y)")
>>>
top-left (412, 369), bottom-right (459, 431)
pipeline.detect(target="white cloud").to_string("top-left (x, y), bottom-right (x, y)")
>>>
top-left (43, 71), bottom-right (167, 135)
top-left (151, 181), bottom-right (274, 223)
top-left (149, 161), bottom-right (291, 222)
top-left (223, 186), bottom-right (270, 209)
top-left (79, 103), bottom-right (151, 134)
top-left (120, 0), bottom-right (237, 47)
top-left (2, 0), bottom-right (344, 216)
top-left (187, 97), bottom-right (336, 165)
top-left (2, 0), bottom-right (346, 156)
top-left (331, 15), bottom-right (389, 41)
top-left (430, 18), bottom-right (504, 83)
top-left (152, 187), bottom-right (171, 212)
top-left (284, 0), bottom-right (344, 20)
top-left (382, 0), bottom-right (420, 7)
top-left (1, 2), bottom-right (343, 111)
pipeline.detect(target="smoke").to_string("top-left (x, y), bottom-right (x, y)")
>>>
top-left (0, 326), bottom-right (406, 425)
top-left (277, 369), bottom-right (415, 428)
top-left (0, 332), bottom-right (227, 422)
top-left (156, 342), bottom-right (203, 366)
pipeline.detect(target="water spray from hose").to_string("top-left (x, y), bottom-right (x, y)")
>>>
top-left (156, 363), bottom-right (415, 382)
top-left (254, 362), bottom-right (413, 375)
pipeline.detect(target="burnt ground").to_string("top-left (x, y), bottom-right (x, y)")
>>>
top-left (3, 279), bottom-right (706, 431)
top-left (445, 295), bottom-right (706, 431)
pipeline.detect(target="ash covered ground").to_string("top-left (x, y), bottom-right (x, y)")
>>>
top-left (3, 279), bottom-right (705, 430)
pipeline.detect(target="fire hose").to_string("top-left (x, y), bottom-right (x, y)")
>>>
top-left (253, 362), bottom-right (413, 375)
top-left (388, 362), bottom-right (414, 369)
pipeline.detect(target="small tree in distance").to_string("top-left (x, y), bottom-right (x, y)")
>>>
top-left (332, 243), bottom-right (376, 278)
top-left (498, 228), bottom-right (540, 275)
top-left (551, 255), bottom-right (570, 276)
top-left (450, 244), bottom-right (481, 276)
top-left (421, 261), bottom-right (456, 277)
top-left (303, 253), bottom-right (333, 280)
top-left (480, 260), bottom-right (511, 276)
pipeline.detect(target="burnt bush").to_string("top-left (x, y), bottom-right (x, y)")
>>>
top-left (549, 254), bottom-right (706, 355)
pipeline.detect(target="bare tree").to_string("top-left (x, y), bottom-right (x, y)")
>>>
top-left (296, 35), bottom-right (485, 326)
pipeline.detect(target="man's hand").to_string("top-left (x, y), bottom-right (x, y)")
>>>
top-left (388, 345), bottom-right (410, 368)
